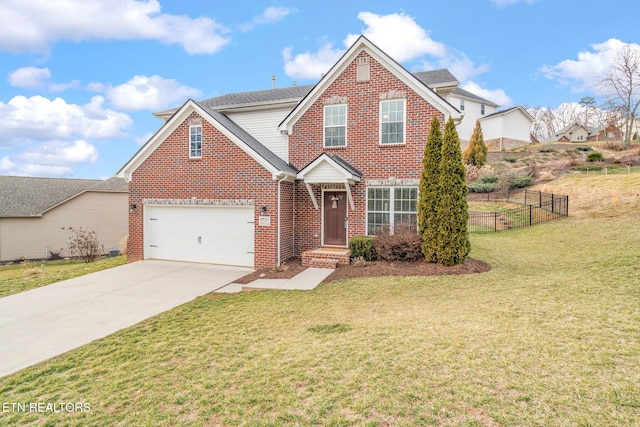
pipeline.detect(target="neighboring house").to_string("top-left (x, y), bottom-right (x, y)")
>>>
top-left (478, 106), bottom-right (534, 151)
top-left (0, 176), bottom-right (128, 262)
top-left (546, 123), bottom-right (622, 143)
top-left (117, 35), bottom-right (524, 269)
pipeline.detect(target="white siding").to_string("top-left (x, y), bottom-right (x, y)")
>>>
top-left (304, 161), bottom-right (347, 184)
top-left (226, 107), bottom-right (291, 161)
top-left (448, 94), bottom-right (497, 141)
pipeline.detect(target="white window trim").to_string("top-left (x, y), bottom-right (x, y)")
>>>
top-left (379, 99), bottom-right (406, 145)
top-left (323, 104), bottom-right (347, 148)
top-left (189, 125), bottom-right (202, 158)
top-left (366, 186), bottom-right (418, 235)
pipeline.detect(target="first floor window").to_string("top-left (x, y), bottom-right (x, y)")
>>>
top-left (367, 186), bottom-right (418, 235)
top-left (380, 100), bottom-right (405, 144)
top-left (190, 125), bottom-right (202, 158)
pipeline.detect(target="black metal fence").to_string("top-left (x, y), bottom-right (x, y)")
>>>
top-left (468, 190), bottom-right (568, 233)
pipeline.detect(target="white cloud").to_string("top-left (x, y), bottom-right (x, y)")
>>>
top-left (282, 11), bottom-right (509, 106)
top-left (344, 12), bottom-right (447, 62)
top-left (0, 0), bottom-right (231, 55)
top-left (240, 6), bottom-right (296, 32)
top-left (282, 44), bottom-right (345, 80)
top-left (540, 39), bottom-right (631, 95)
top-left (9, 66), bottom-right (82, 92)
top-left (1, 140), bottom-right (98, 177)
top-left (0, 95), bottom-right (132, 146)
top-left (13, 140), bottom-right (98, 165)
top-left (105, 75), bottom-right (202, 111)
top-left (8, 66), bottom-right (51, 89)
top-left (461, 81), bottom-right (513, 107)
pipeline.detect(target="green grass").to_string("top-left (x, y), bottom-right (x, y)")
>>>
top-left (1, 175), bottom-right (639, 426)
top-left (1, 216), bottom-right (639, 426)
top-left (0, 256), bottom-right (126, 298)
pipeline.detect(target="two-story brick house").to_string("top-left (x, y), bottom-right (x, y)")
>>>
top-left (117, 35), bottom-right (463, 269)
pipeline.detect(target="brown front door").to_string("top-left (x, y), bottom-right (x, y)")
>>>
top-left (324, 191), bottom-right (347, 246)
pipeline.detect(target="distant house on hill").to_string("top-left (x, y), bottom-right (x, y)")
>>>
top-left (545, 123), bottom-right (622, 143)
top-left (0, 176), bottom-right (128, 262)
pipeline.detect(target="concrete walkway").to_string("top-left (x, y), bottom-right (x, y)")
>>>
top-left (0, 260), bottom-right (251, 378)
top-left (216, 267), bottom-right (334, 293)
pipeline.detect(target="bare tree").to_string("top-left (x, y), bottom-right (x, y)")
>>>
top-left (599, 44), bottom-right (640, 148)
top-left (579, 96), bottom-right (597, 126)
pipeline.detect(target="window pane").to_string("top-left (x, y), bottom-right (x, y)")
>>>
top-left (325, 105), bottom-right (346, 147)
top-left (367, 213), bottom-right (390, 235)
top-left (394, 187), bottom-right (417, 212)
top-left (394, 213), bottom-right (417, 232)
top-left (381, 100), bottom-right (404, 144)
top-left (367, 188), bottom-right (389, 212)
top-left (190, 126), bottom-right (202, 157)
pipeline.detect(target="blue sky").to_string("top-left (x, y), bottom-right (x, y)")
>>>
top-left (0, 0), bottom-right (638, 179)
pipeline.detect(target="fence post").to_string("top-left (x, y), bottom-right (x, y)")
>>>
top-left (551, 193), bottom-right (555, 214)
top-left (529, 205), bottom-right (533, 226)
top-left (494, 212), bottom-right (497, 232)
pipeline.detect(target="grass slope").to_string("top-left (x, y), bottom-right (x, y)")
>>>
top-left (0, 176), bottom-right (638, 426)
top-left (0, 256), bottom-right (126, 298)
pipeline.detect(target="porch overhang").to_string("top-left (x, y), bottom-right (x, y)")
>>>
top-left (297, 153), bottom-right (362, 211)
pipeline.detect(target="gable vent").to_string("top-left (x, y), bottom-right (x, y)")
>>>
top-left (356, 56), bottom-right (370, 82)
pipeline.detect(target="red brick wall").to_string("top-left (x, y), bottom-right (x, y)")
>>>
top-left (128, 111), bottom-right (286, 268)
top-left (289, 52), bottom-right (444, 251)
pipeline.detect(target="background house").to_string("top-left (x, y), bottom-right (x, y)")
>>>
top-left (0, 176), bottom-right (128, 262)
top-left (544, 123), bottom-right (623, 143)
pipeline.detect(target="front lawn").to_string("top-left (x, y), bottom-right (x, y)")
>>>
top-left (1, 213), bottom-right (638, 425)
top-left (0, 256), bottom-right (126, 298)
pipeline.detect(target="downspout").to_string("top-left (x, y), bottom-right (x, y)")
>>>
top-left (277, 175), bottom-right (288, 267)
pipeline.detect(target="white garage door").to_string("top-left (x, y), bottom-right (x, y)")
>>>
top-left (144, 205), bottom-right (254, 267)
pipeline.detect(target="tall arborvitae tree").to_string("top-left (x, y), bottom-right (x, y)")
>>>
top-left (418, 116), bottom-right (443, 262)
top-left (462, 119), bottom-right (488, 167)
top-left (434, 117), bottom-right (470, 266)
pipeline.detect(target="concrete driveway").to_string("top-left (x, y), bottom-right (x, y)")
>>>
top-left (0, 260), bottom-right (251, 378)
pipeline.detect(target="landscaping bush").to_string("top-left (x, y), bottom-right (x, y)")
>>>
top-left (504, 172), bottom-right (533, 188)
top-left (467, 182), bottom-right (496, 193)
top-left (477, 174), bottom-right (499, 184)
top-left (539, 147), bottom-right (556, 153)
top-left (504, 156), bottom-right (518, 163)
top-left (62, 226), bottom-right (100, 263)
top-left (47, 248), bottom-right (64, 261)
top-left (373, 226), bottom-right (423, 262)
top-left (349, 236), bottom-right (376, 261)
top-left (575, 146), bottom-right (592, 152)
top-left (587, 152), bottom-right (605, 162)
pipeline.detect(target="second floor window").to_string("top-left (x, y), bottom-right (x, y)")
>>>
top-left (460, 99), bottom-right (465, 111)
top-left (380, 99), bottom-right (405, 144)
top-left (481, 104), bottom-right (485, 115)
top-left (190, 125), bottom-right (202, 158)
top-left (324, 104), bottom-right (346, 147)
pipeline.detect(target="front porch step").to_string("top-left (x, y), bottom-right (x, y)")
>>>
top-left (305, 258), bottom-right (338, 269)
top-left (301, 247), bottom-right (351, 269)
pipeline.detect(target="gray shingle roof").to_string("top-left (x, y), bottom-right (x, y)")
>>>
top-left (197, 69), bottom-right (462, 111)
top-left (0, 176), bottom-right (128, 217)
top-left (195, 101), bottom-right (298, 174)
top-left (200, 84), bottom-right (316, 110)
top-left (413, 69), bottom-right (458, 86)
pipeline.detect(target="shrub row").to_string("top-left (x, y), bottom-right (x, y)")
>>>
top-left (467, 172), bottom-right (533, 193)
top-left (349, 228), bottom-right (423, 262)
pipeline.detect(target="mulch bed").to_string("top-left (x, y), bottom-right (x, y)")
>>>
top-left (234, 257), bottom-right (491, 285)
